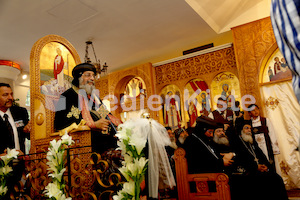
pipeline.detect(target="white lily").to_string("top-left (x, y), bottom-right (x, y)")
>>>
top-left (116, 140), bottom-right (127, 153)
top-left (44, 133), bottom-right (74, 200)
top-left (135, 157), bottom-right (148, 174)
top-left (61, 133), bottom-right (74, 146)
top-left (57, 193), bottom-right (72, 200)
top-left (127, 162), bottom-right (138, 177)
top-left (0, 148), bottom-right (19, 165)
top-left (0, 165), bottom-right (13, 175)
top-left (50, 139), bottom-right (62, 153)
top-left (113, 190), bottom-right (124, 200)
top-left (49, 168), bottom-right (66, 182)
top-left (0, 185), bottom-right (7, 195)
top-left (115, 129), bottom-right (129, 141)
top-left (56, 151), bottom-right (65, 165)
top-left (5, 148), bottom-right (19, 159)
top-left (129, 134), bottom-right (147, 155)
top-left (44, 182), bottom-right (62, 198)
top-left (0, 156), bottom-right (9, 166)
top-left (123, 154), bottom-right (133, 164)
top-left (118, 166), bottom-right (130, 181)
top-left (123, 180), bottom-right (135, 196)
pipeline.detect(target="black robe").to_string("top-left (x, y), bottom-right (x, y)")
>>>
top-left (54, 87), bottom-right (117, 154)
top-left (183, 133), bottom-right (224, 174)
top-left (233, 136), bottom-right (288, 200)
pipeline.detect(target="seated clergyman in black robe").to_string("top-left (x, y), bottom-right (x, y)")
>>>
top-left (183, 116), bottom-right (288, 200)
top-left (183, 116), bottom-right (235, 174)
top-left (232, 119), bottom-right (288, 200)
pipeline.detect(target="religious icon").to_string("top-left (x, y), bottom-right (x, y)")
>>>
top-left (210, 72), bottom-right (241, 110)
top-left (200, 91), bottom-right (210, 116)
top-left (221, 83), bottom-right (229, 99)
top-left (262, 49), bottom-right (292, 83)
top-left (164, 91), bottom-right (181, 130)
top-left (39, 42), bottom-right (76, 97)
top-left (54, 48), bottom-right (69, 87)
top-left (124, 77), bottom-right (146, 98)
top-left (159, 85), bottom-right (182, 130)
top-left (184, 79), bottom-right (210, 127)
top-left (273, 56), bottom-right (282, 75)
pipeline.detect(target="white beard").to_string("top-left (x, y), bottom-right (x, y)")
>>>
top-left (241, 131), bottom-right (253, 144)
top-left (213, 134), bottom-right (230, 146)
top-left (79, 77), bottom-right (95, 95)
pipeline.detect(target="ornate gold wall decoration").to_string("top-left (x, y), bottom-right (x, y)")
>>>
top-left (95, 78), bottom-right (109, 99)
top-left (232, 17), bottom-right (277, 116)
top-left (155, 47), bottom-right (237, 89)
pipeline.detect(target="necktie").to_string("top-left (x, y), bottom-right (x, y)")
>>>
top-left (3, 114), bottom-right (15, 148)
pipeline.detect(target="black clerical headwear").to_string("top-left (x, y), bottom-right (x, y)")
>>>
top-left (71, 63), bottom-right (96, 87)
top-left (194, 116), bottom-right (218, 138)
top-left (236, 118), bottom-right (252, 134)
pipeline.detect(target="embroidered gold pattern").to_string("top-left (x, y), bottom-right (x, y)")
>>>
top-left (265, 96), bottom-right (279, 110)
top-left (67, 105), bottom-right (80, 119)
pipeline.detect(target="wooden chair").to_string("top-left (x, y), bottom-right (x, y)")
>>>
top-left (174, 148), bottom-right (231, 200)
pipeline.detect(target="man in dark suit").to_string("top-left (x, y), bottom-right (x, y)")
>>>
top-left (0, 83), bottom-right (30, 155)
top-left (0, 82), bottom-right (31, 196)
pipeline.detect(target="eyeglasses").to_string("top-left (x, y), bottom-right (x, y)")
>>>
top-left (82, 73), bottom-right (95, 78)
top-left (243, 126), bottom-right (251, 130)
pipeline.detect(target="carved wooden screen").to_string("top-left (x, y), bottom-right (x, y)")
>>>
top-left (30, 34), bottom-right (81, 144)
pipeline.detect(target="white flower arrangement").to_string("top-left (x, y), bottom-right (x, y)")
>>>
top-left (113, 119), bottom-right (148, 200)
top-left (0, 148), bottom-right (19, 198)
top-left (44, 133), bottom-right (74, 200)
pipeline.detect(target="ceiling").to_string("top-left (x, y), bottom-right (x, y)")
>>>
top-left (0, 0), bottom-right (271, 84)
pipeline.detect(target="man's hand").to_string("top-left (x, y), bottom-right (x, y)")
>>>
top-left (23, 120), bottom-right (31, 133)
top-left (221, 152), bottom-right (234, 166)
top-left (224, 124), bottom-right (230, 131)
top-left (258, 164), bottom-right (268, 172)
top-left (94, 118), bottom-right (110, 131)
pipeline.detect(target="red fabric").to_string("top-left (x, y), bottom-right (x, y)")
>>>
top-left (53, 55), bottom-right (64, 79)
top-left (189, 81), bottom-right (199, 92)
top-left (195, 80), bottom-right (208, 91)
top-left (189, 102), bottom-right (197, 127)
top-left (79, 95), bottom-right (96, 129)
top-left (108, 114), bottom-right (122, 126)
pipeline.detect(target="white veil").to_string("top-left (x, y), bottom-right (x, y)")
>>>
top-left (142, 118), bottom-right (176, 198)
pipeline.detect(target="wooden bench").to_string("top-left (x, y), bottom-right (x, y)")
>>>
top-left (174, 148), bottom-right (231, 200)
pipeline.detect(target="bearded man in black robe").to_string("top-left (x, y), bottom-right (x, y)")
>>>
top-left (54, 63), bottom-right (118, 154)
